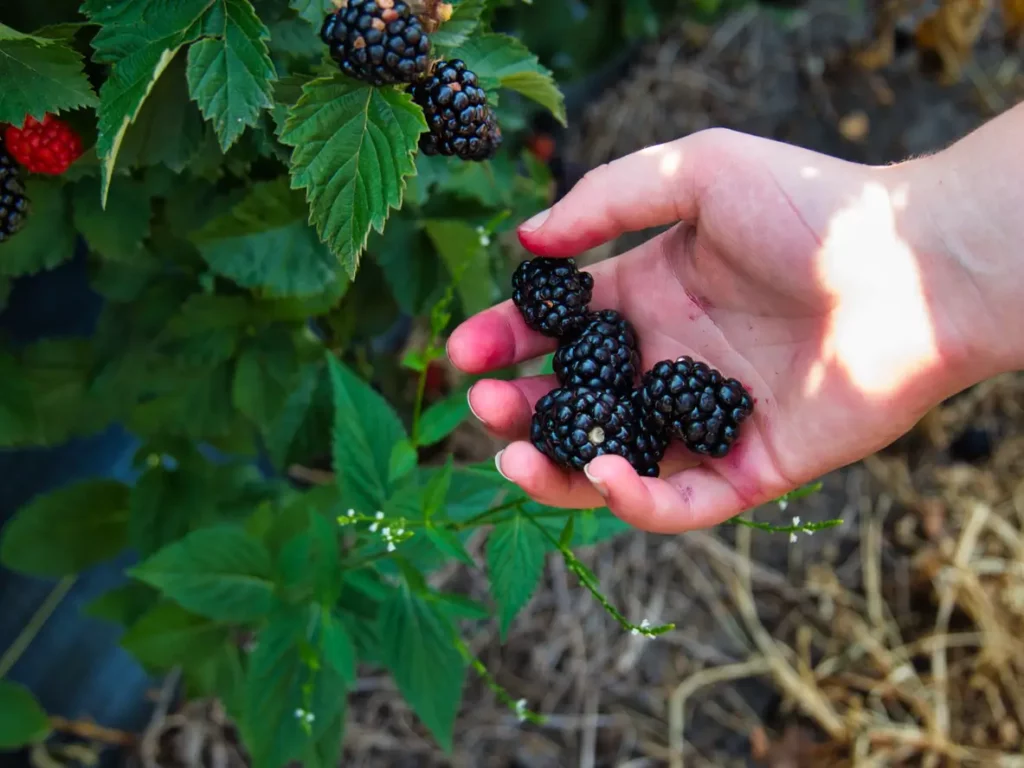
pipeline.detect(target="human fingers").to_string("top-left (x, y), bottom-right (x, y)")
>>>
top-left (517, 129), bottom-right (728, 258)
top-left (446, 259), bottom-right (623, 375)
top-left (583, 455), bottom-right (769, 533)
top-left (494, 441), bottom-right (606, 509)
top-left (467, 376), bottom-right (555, 441)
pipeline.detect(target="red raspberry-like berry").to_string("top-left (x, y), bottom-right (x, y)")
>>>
top-left (4, 115), bottom-right (83, 176)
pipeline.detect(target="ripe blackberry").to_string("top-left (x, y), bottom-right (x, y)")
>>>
top-left (408, 59), bottom-right (502, 161)
top-left (630, 389), bottom-right (668, 478)
top-left (530, 387), bottom-right (643, 472)
top-left (553, 310), bottom-right (640, 396)
top-left (512, 257), bottom-right (594, 339)
top-left (320, 1), bottom-right (431, 86)
top-left (0, 140), bottom-right (29, 242)
top-left (638, 357), bottom-right (754, 458)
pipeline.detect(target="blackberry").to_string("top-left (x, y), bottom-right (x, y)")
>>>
top-left (320, 1), bottom-right (431, 86)
top-left (0, 140), bottom-right (28, 243)
top-left (553, 310), bottom-right (640, 396)
top-left (512, 257), bottom-right (594, 338)
top-left (408, 59), bottom-right (502, 161)
top-left (638, 357), bottom-right (754, 459)
top-left (630, 389), bottom-right (668, 478)
top-left (530, 387), bottom-right (644, 473)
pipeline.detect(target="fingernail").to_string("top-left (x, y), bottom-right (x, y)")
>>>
top-left (584, 463), bottom-right (609, 498)
top-left (494, 450), bottom-right (512, 482)
top-left (520, 208), bottom-right (550, 233)
top-left (467, 385), bottom-right (487, 426)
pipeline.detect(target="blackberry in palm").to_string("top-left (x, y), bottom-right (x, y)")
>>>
top-left (553, 309), bottom-right (639, 396)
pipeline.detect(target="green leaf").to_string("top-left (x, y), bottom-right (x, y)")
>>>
top-left (73, 177), bottom-right (152, 262)
top-left (0, 178), bottom-right (74, 277)
top-left (277, 513), bottom-right (343, 604)
top-left (130, 525), bottom-right (275, 622)
top-left (84, 0), bottom-right (214, 200)
top-left (327, 355), bottom-right (407, 512)
top-left (431, 0), bottom-right (485, 49)
top-left (129, 461), bottom-right (214, 558)
top-left (0, 480), bottom-right (130, 577)
top-left (370, 214), bottom-right (447, 316)
top-left (187, 0), bottom-right (276, 151)
top-left (422, 458), bottom-right (453, 520)
top-left (232, 329), bottom-right (302, 426)
top-left (388, 439), bottom-right (418, 486)
top-left (242, 604), bottom-right (348, 768)
top-left (279, 75), bottom-right (427, 278)
top-left (0, 680), bottom-right (51, 750)
top-left (423, 219), bottom-right (495, 316)
top-left (193, 177), bottom-right (342, 297)
top-left (417, 390), bottom-right (470, 447)
top-left (289, 0), bottom-right (332, 27)
top-left (120, 600), bottom-right (230, 669)
top-left (378, 586), bottom-right (466, 751)
top-left (265, 359), bottom-right (324, 467)
top-left (321, 610), bottom-right (356, 683)
top-left (451, 33), bottom-right (566, 125)
top-left (84, 583), bottom-right (156, 627)
top-left (486, 513), bottom-right (547, 640)
top-left (0, 24), bottom-right (97, 125)
top-left (424, 526), bottom-right (474, 567)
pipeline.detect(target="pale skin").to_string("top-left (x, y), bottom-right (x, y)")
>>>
top-left (446, 102), bottom-right (1024, 534)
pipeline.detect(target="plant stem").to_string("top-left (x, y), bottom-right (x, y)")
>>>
top-left (411, 361), bottom-right (429, 446)
top-left (0, 576), bottom-right (76, 680)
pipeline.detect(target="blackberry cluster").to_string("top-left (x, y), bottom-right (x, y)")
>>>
top-left (321, 1), bottom-right (431, 86)
top-left (408, 59), bottom-right (502, 162)
top-left (512, 256), bottom-right (594, 339)
top-left (511, 256), bottom-right (755, 479)
top-left (637, 358), bottom-right (754, 459)
top-left (0, 138), bottom-right (28, 243)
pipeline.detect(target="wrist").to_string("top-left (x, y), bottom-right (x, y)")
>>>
top-left (893, 118), bottom-right (1024, 384)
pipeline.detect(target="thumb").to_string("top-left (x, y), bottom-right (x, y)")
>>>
top-left (518, 128), bottom-right (725, 258)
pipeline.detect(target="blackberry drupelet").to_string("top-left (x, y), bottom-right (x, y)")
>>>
top-left (637, 357), bottom-right (754, 458)
top-left (553, 309), bottom-right (640, 396)
top-left (0, 139), bottom-right (29, 242)
top-left (512, 256), bottom-right (594, 338)
top-left (320, 0), bottom-right (431, 86)
top-left (630, 389), bottom-right (668, 478)
top-left (530, 387), bottom-right (644, 473)
top-left (408, 59), bottom-right (502, 161)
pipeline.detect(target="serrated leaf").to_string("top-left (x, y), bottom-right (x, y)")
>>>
top-left (0, 24), bottom-right (97, 125)
top-left (193, 177), bottom-right (343, 297)
top-left (451, 33), bottom-right (566, 125)
top-left (422, 459), bottom-right (453, 520)
top-left (279, 75), bottom-right (427, 278)
top-left (289, 0), bottom-right (332, 27)
top-left (378, 586), bottom-right (465, 751)
top-left (130, 525), bottom-right (275, 622)
top-left (327, 355), bottom-right (407, 512)
top-left (187, 0), bottom-right (276, 151)
top-left (0, 178), bottom-right (74, 277)
top-left (417, 390), bottom-right (470, 447)
top-left (277, 513), bottom-right (343, 604)
top-left (431, 0), bottom-right (485, 49)
top-left (0, 681), bottom-right (51, 750)
top-left (84, 0), bottom-right (214, 201)
top-left (321, 610), bottom-right (356, 683)
top-left (423, 219), bottom-right (494, 316)
top-left (388, 438), bottom-right (418, 485)
top-left (120, 600), bottom-right (230, 669)
top-left (0, 480), bottom-right (130, 577)
top-left (242, 604), bottom-right (348, 768)
top-left (486, 513), bottom-right (547, 640)
top-left (265, 359), bottom-right (324, 467)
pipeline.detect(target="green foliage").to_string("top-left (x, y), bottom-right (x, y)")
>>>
top-left (0, 1), bottom-right (826, 764)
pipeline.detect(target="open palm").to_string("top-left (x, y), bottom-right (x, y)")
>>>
top-left (447, 128), bottom-right (986, 533)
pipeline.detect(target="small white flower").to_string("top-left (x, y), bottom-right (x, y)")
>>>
top-left (792, 516), bottom-right (801, 526)
top-left (294, 708), bottom-right (305, 719)
top-left (305, 712), bottom-right (316, 724)
top-left (790, 532), bottom-right (798, 543)
top-left (515, 698), bottom-right (528, 722)
top-left (382, 526), bottom-right (391, 537)
top-left (387, 542), bottom-right (396, 552)
top-left (479, 234), bottom-right (492, 247)
top-left (369, 522), bottom-right (379, 533)
top-left (396, 527), bottom-right (405, 536)
top-left (778, 499), bottom-right (789, 511)
top-left (632, 619), bottom-right (652, 636)
top-left (375, 511), bottom-right (385, 520)
top-left (346, 508), bottom-right (355, 517)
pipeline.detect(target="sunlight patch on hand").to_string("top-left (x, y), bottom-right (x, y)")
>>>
top-left (814, 180), bottom-right (940, 397)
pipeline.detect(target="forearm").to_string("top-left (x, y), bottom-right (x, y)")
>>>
top-left (910, 102), bottom-right (1024, 377)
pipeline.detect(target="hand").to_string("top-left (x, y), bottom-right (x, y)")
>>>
top-left (447, 127), bottom-right (1005, 533)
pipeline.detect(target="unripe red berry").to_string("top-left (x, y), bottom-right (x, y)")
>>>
top-left (4, 114), bottom-right (83, 176)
